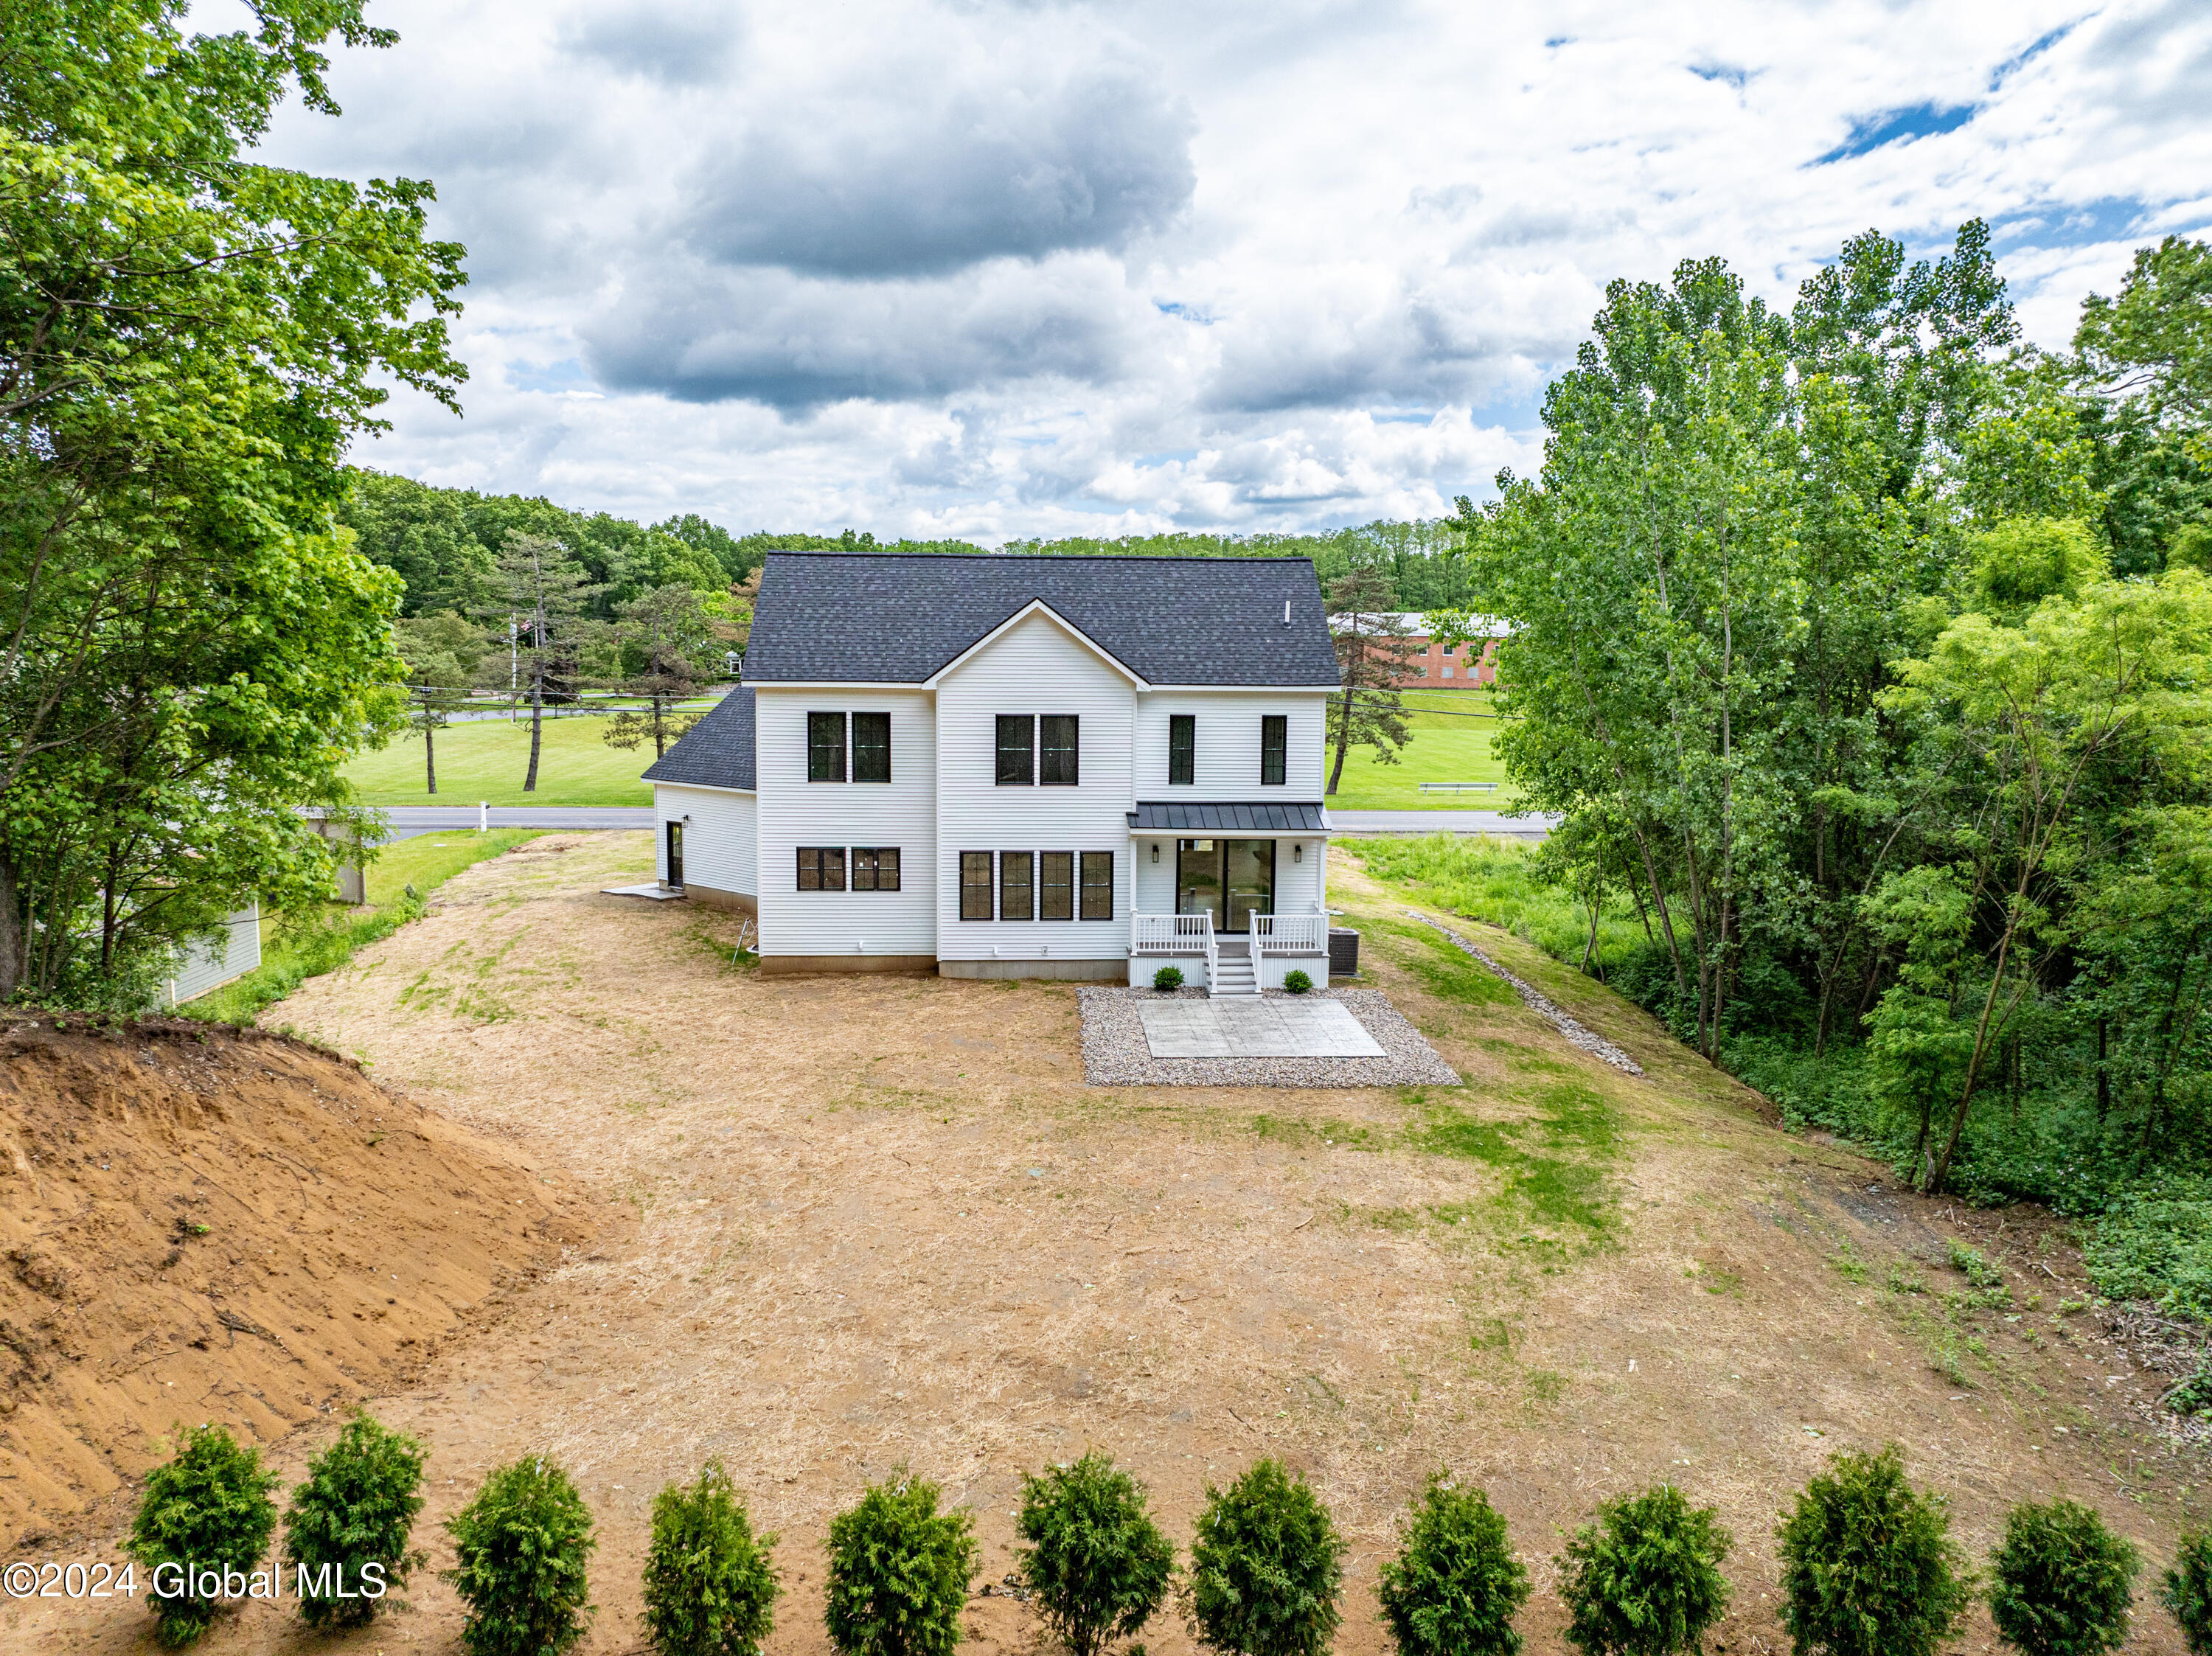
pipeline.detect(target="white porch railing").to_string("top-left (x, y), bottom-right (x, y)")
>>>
top-left (1132, 912), bottom-right (1213, 955)
top-left (1253, 912), bottom-right (1329, 955)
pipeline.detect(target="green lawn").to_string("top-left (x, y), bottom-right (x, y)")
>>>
top-left (1324, 688), bottom-right (1515, 808)
top-left (344, 714), bottom-right (658, 806)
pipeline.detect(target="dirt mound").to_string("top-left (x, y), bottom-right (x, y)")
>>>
top-left (0, 1016), bottom-right (590, 1543)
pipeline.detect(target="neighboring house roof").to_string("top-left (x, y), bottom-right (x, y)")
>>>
top-left (642, 685), bottom-right (755, 791)
top-left (742, 552), bottom-right (1342, 686)
top-left (1127, 801), bottom-right (1329, 833)
top-left (1328, 610), bottom-right (1511, 636)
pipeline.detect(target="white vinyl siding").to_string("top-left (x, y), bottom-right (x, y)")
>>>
top-left (934, 612), bottom-right (1133, 961)
top-left (1133, 694), bottom-right (1328, 794)
top-left (655, 783), bottom-right (757, 898)
top-left (170, 905), bottom-right (262, 1006)
top-left (755, 688), bottom-right (936, 958)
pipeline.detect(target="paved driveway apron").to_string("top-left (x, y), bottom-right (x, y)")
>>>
top-left (1137, 999), bottom-right (1386, 1059)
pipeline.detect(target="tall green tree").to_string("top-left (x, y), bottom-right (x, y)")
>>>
top-left (0, 0), bottom-right (465, 999)
top-left (1324, 568), bottom-right (1418, 795)
top-left (485, 535), bottom-right (601, 793)
top-left (603, 584), bottom-right (714, 762)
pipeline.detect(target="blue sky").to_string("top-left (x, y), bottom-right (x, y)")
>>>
top-left (240, 0), bottom-right (2212, 542)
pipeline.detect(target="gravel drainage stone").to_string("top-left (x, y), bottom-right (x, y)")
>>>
top-left (1078, 986), bottom-right (1460, 1088)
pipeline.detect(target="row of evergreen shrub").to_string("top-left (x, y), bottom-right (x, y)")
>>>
top-left (120, 1419), bottom-right (2212, 1656)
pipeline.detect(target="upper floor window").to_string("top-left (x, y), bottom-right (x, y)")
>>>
top-left (1040, 714), bottom-right (1079, 785)
top-left (1260, 715), bottom-right (1287, 787)
top-left (995, 714), bottom-right (1033, 785)
top-left (852, 712), bottom-right (891, 782)
top-left (1168, 714), bottom-right (1195, 786)
top-left (807, 712), bottom-right (846, 782)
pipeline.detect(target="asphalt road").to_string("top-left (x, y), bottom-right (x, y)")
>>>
top-left (372, 805), bottom-right (1557, 841)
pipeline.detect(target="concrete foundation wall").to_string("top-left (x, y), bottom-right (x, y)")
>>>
top-left (759, 953), bottom-right (936, 976)
top-left (684, 883), bottom-right (757, 918)
top-left (945, 957), bottom-right (1127, 981)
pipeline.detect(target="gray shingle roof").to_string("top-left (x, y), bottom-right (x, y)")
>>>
top-left (641, 686), bottom-right (755, 790)
top-left (741, 552), bottom-right (1342, 686)
top-left (1127, 801), bottom-right (1329, 833)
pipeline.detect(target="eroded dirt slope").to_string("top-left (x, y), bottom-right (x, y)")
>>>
top-left (0, 1017), bottom-right (592, 1540)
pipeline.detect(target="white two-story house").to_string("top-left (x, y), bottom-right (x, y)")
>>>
top-left (642, 551), bottom-right (1343, 995)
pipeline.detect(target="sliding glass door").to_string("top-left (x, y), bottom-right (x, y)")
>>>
top-left (1175, 838), bottom-right (1273, 930)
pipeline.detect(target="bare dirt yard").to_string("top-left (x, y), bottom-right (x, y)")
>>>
top-left (6, 829), bottom-right (2205, 1655)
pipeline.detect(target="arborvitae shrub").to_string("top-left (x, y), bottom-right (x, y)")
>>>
top-left (444, 1456), bottom-right (598, 1656)
top-left (824, 1472), bottom-right (976, 1656)
top-left (282, 1409), bottom-right (428, 1626)
top-left (1153, 966), bottom-right (1185, 992)
top-left (2162, 1528), bottom-right (2212, 1652)
top-left (1017, 1451), bottom-right (1175, 1656)
top-left (1989, 1498), bottom-right (2140, 1656)
top-left (1185, 1458), bottom-right (1346, 1656)
top-left (641, 1460), bottom-right (780, 1656)
top-left (125, 1422), bottom-right (280, 1647)
top-left (1282, 970), bottom-right (1313, 995)
top-left (1376, 1473), bottom-right (1529, 1656)
top-left (1775, 1445), bottom-right (1971, 1656)
top-left (1556, 1483), bottom-right (1731, 1656)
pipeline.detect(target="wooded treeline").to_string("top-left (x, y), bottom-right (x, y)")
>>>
top-left (1437, 223), bottom-right (2211, 1212)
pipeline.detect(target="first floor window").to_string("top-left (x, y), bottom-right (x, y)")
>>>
top-left (1040, 714), bottom-right (1079, 785)
top-left (1001, 850), bottom-right (1034, 921)
top-left (852, 712), bottom-right (891, 782)
top-left (807, 712), bottom-right (846, 782)
top-left (1260, 714), bottom-right (1287, 787)
top-left (797, 846), bottom-right (846, 891)
top-left (853, 847), bottom-right (900, 891)
top-left (960, 852), bottom-right (993, 919)
top-left (1080, 851), bottom-right (1114, 920)
top-left (1040, 851), bottom-right (1074, 920)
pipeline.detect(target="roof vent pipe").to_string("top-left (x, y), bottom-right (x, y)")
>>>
top-left (1283, 599), bottom-right (1291, 625)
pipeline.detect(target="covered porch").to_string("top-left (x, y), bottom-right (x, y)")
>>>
top-left (1124, 801), bottom-right (1331, 996)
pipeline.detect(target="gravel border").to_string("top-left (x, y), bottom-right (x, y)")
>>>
top-left (1409, 910), bottom-right (1646, 1077)
top-left (1077, 985), bottom-right (1461, 1088)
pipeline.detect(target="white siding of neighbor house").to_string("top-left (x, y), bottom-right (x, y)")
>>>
top-left (1131, 692), bottom-right (1329, 797)
top-left (754, 687), bottom-right (936, 959)
top-left (935, 611), bottom-right (1135, 963)
top-left (170, 905), bottom-right (261, 1005)
top-left (654, 783), bottom-right (756, 897)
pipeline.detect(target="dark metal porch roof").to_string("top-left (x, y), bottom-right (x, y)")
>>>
top-left (1126, 801), bottom-right (1329, 834)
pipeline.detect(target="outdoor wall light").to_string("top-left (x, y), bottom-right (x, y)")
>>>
top-left (1293, 844), bottom-right (1302, 862)
top-left (1151, 843), bottom-right (1160, 863)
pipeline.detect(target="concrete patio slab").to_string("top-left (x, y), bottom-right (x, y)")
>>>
top-left (1137, 998), bottom-right (1385, 1059)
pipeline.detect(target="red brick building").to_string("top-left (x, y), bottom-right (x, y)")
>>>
top-left (1338, 613), bottom-right (1505, 686)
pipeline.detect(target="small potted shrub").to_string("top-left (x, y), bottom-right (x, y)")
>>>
top-left (1989, 1497), bottom-right (2138, 1656)
top-left (1152, 965), bottom-right (1185, 992)
top-left (1017, 1451), bottom-right (1175, 1656)
top-left (2163, 1528), bottom-right (2212, 1652)
top-left (1556, 1483), bottom-right (1731, 1656)
top-left (1377, 1472), bottom-right (1529, 1655)
top-left (125, 1422), bottom-right (280, 1647)
top-left (1282, 970), bottom-right (1312, 995)
top-left (283, 1409), bottom-right (428, 1626)
top-left (824, 1472), bottom-right (976, 1656)
top-left (1775, 1445), bottom-right (1970, 1656)
top-left (1185, 1458), bottom-right (1345, 1656)
top-left (445, 1455), bottom-right (598, 1656)
top-left (641, 1459), bottom-right (780, 1656)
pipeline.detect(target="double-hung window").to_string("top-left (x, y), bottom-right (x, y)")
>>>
top-left (1168, 714), bottom-right (1195, 785)
top-left (1000, 851), bottom-right (1034, 921)
top-left (852, 848), bottom-right (900, 891)
top-left (1039, 852), bottom-right (1074, 920)
top-left (1079, 852), bottom-right (1114, 920)
top-left (852, 712), bottom-right (891, 782)
top-left (1040, 714), bottom-right (1079, 785)
top-left (960, 852), bottom-right (994, 919)
top-left (1260, 714), bottom-right (1287, 787)
top-left (807, 712), bottom-right (846, 782)
top-left (796, 846), bottom-right (846, 890)
top-left (995, 715), bottom-right (1033, 785)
